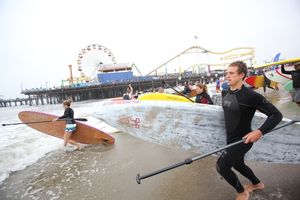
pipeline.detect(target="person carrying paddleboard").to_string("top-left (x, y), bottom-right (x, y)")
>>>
top-left (218, 61), bottom-right (282, 200)
top-left (281, 63), bottom-right (300, 107)
top-left (53, 99), bottom-right (81, 150)
top-left (194, 83), bottom-right (213, 105)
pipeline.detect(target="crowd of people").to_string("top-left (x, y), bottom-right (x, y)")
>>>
top-left (121, 79), bottom-right (221, 105)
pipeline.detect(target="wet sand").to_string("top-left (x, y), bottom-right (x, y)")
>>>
top-left (1, 88), bottom-right (299, 200)
top-left (1, 131), bottom-right (300, 200)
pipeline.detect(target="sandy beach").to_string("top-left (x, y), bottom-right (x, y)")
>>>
top-left (1, 131), bottom-right (300, 200)
top-left (0, 88), bottom-right (299, 200)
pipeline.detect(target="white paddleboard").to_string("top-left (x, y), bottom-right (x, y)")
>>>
top-left (264, 65), bottom-right (292, 84)
top-left (92, 100), bottom-right (300, 164)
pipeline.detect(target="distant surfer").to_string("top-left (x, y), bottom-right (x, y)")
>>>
top-left (215, 78), bottom-right (221, 93)
top-left (218, 61), bottom-right (282, 200)
top-left (194, 83), bottom-right (213, 105)
top-left (182, 81), bottom-right (192, 96)
top-left (157, 87), bottom-right (164, 93)
top-left (262, 73), bottom-right (278, 94)
top-left (123, 84), bottom-right (133, 100)
top-left (281, 63), bottom-right (300, 107)
top-left (53, 100), bottom-right (81, 150)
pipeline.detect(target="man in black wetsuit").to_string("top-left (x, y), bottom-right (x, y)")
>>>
top-left (281, 63), bottom-right (300, 107)
top-left (217, 61), bottom-right (283, 200)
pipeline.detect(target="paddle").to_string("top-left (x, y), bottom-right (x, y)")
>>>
top-left (2, 118), bottom-right (88, 126)
top-left (136, 120), bottom-right (299, 184)
top-left (162, 80), bottom-right (195, 103)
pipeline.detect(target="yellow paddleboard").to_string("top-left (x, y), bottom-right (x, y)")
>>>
top-left (255, 58), bottom-right (300, 69)
top-left (254, 76), bottom-right (264, 87)
top-left (138, 93), bottom-right (193, 102)
top-left (245, 75), bottom-right (278, 88)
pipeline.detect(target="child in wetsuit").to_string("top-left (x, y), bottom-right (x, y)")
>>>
top-left (54, 100), bottom-right (81, 149)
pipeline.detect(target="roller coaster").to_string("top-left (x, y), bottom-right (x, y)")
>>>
top-left (146, 46), bottom-right (255, 76)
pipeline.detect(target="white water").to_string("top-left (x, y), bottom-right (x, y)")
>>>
top-left (0, 100), bottom-right (116, 184)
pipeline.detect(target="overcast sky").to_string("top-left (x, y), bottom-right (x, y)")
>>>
top-left (0, 0), bottom-right (299, 98)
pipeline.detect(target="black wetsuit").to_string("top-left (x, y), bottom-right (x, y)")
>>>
top-left (281, 65), bottom-right (300, 88)
top-left (263, 74), bottom-right (275, 92)
top-left (195, 92), bottom-right (214, 105)
top-left (183, 86), bottom-right (191, 95)
top-left (281, 65), bottom-right (300, 103)
top-left (59, 107), bottom-right (75, 124)
top-left (217, 85), bottom-right (282, 193)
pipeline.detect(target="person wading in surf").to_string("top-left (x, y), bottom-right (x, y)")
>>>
top-left (182, 81), bottom-right (192, 96)
top-left (194, 83), bottom-right (213, 105)
top-left (53, 99), bottom-right (81, 150)
top-left (262, 73), bottom-right (276, 94)
top-left (218, 61), bottom-right (282, 200)
top-left (281, 63), bottom-right (300, 107)
top-left (157, 87), bottom-right (165, 93)
top-left (123, 84), bottom-right (133, 100)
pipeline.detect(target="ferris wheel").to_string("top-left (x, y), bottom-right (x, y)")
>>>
top-left (77, 44), bottom-right (117, 79)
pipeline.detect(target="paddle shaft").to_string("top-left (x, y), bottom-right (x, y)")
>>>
top-left (136, 120), bottom-right (299, 184)
top-left (2, 118), bottom-right (87, 126)
top-left (162, 81), bottom-right (195, 103)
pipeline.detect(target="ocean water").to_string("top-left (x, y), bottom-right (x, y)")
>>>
top-left (0, 88), bottom-right (298, 186)
top-left (0, 100), bottom-right (117, 184)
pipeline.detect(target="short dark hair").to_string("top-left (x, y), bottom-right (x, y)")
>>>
top-left (229, 61), bottom-right (247, 80)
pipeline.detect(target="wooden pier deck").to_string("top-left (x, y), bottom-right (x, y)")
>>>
top-left (0, 75), bottom-right (218, 107)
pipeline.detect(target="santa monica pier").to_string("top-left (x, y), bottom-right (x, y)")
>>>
top-left (0, 44), bottom-right (256, 107)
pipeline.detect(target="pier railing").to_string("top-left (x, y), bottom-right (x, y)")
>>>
top-left (1, 74), bottom-right (220, 107)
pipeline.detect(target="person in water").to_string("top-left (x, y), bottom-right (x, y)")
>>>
top-left (218, 61), bottom-right (282, 200)
top-left (157, 87), bottom-right (165, 93)
top-left (194, 83), bottom-right (213, 104)
top-left (215, 78), bottom-right (221, 93)
top-left (123, 84), bottom-right (133, 100)
top-left (262, 73), bottom-right (276, 94)
top-left (281, 63), bottom-right (300, 107)
top-left (53, 100), bottom-right (81, 149)
top-left (182, 81), bottom-right (192, 96)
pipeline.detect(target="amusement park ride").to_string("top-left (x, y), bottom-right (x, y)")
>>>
top-left (146, 46), bottom-right (255, 76)
top-left (61, 43), bottom-right (299, 92)
top-left (62, 44), bottom-right (138, 86)
top-left (62, 44), bottom-right (256, 87)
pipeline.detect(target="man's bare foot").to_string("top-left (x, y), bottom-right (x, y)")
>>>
top-left (236, 191), bottom-right (249, 200)
top-left (244, 182), bottom-right (265, 192)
